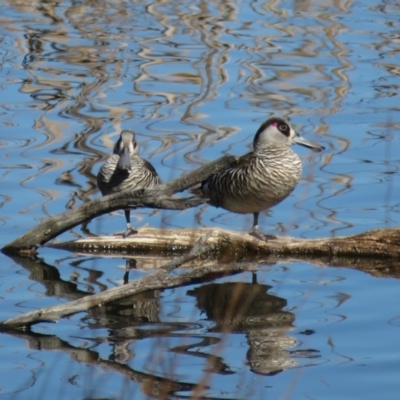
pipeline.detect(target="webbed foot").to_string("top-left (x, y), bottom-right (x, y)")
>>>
top-left (123, 225), bottom-right (138, 238)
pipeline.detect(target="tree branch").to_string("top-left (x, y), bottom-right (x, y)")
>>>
top-left (2, 155), bottom-right (238, 255)
top-left (3, 226), bottom-right (400, 329)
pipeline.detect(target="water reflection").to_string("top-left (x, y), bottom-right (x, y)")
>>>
top-left (5, 327), bottom-right (197, 399)
top-left (8, 254), bottom-right (87, 300)
top-left (188, 277), bottom-right (296, 375)
top-left (123, 258), bottom-right (137, 284)
top-left (2, 0), bottom-right (400, 398)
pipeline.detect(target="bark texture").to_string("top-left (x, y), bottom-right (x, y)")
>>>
top-left (51, 226), bottom-right (400, 261)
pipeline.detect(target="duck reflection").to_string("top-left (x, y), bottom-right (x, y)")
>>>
top-left (98, 275), bottom-right (161, 364)
top-left (123, 258), bottom-right (137, 284)
top-left (5, 254), bottom-right (88, 301)
top-left (188, 275), bottom-right (296, 375)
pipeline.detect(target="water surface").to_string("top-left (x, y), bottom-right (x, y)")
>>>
top-left (1, 0), bottom-right (400, 399)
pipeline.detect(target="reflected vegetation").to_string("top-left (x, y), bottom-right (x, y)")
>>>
top-left (8, 328), bottom-right (198, 399)
top-left (1, 0), bottom-right (400, 398)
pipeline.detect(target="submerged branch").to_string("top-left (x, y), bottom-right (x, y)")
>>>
top-left (2, 155), bottom-right (238, 255)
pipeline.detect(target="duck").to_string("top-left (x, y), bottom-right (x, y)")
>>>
top-left (97, 130), bottom-right (161, 237)
top-left (194, 117), bottom-right (324, 240)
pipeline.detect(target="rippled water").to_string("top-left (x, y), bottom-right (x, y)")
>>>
top-left (1, 0), bottom-right (400, 399)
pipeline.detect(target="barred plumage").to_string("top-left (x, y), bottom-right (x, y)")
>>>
top-left (197, 117), bottom-right (324, 240)
top-left (97, 130), bottom-right (161, 237)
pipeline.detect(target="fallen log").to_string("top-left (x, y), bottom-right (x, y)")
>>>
top-left (50, 226), bottom-right (400, 262)
top-left (4, 225), bottom-right (400, 329)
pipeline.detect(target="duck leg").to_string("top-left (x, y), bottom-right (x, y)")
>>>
top-left (123, 258), bottom-right (137, 284)
top-left (249, 212), bottom-right (276, 241)
top-left (123, 209), bottom-right (138, 238)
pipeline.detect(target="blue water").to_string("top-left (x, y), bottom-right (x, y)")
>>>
top-left (1, 0), bottom-right (400, 399)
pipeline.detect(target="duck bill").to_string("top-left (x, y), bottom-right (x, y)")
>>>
top-left (293, 134), bottom-right (325, 153)
top-left (117, 146), bottom-right (132, 170)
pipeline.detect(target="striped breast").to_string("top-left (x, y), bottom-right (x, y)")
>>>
top-left (202, 146), bottom-right (302, 214)
top-left (97, 154), bottom-right (161, 196)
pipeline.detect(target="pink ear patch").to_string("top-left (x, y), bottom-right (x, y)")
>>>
top-left (270, 122), bottom-right (278, 127)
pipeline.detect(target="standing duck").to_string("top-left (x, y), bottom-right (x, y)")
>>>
top-left (97, 130), bottom-right (161, 237)
top-left (195, 117), bottom-right (324, 240)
